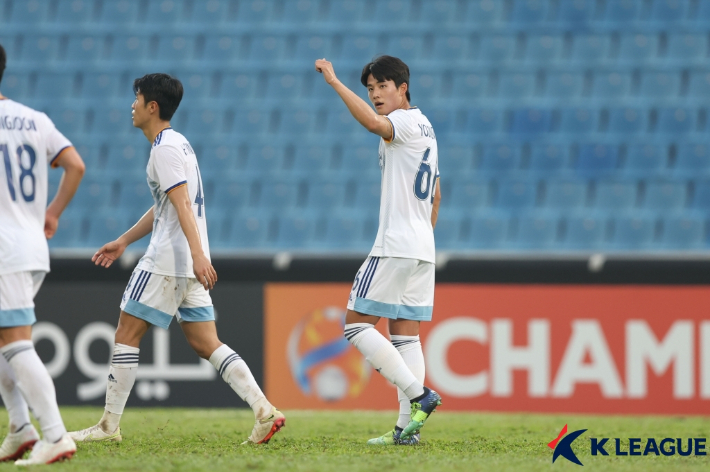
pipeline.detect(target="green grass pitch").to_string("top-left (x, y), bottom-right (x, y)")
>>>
top-left (0, 408), bottom-right (708, 471)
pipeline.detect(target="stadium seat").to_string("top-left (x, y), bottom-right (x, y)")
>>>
top-left (570, 35), bottom-right (611, 64)
top-left (188, 0), bottom-right (231, 25)
top-left (265, 73), bottom-right (310, 102)
top-left (282, 0), bottom-right (321, 23)
top-left (118, 181), bottom-right (153, 209)
top-left (464, 0), bottom-right (503, 24)
top-left (624, 144), bottom-right (668, 176)
top-left (450, 180), bottom-right (491, 209)
top-left (557, 0), bottom-right (596, 25)
top-left (9, 0), bottom-right (50, 23)
top-left (180, 73), bottom-right (214, 102)
top-left (219, 72), bottom-right (257, 100)
top-left (524, 35), bottom-right (563, 63)
top-left (450, 70), bottom-right (488, 99)
top-left (92, 107), bottom-right (134, 136)
top-left (247, 35), bottom-right (288, 64)
top-left (675, 144), bottom-right (710, 177)
top-left (601, 0), bottom-right (640, 24)
top-left (510, 0), bottom-right (549, 24)
top-left (591, 71), bottom-right (631, 100)
top-left (48, 215), bottom-right (83, 248)
top-left (607, 108), bottom-right (647, 135)
top-left (477, 36), bottom-right (516, 64)
top-left (291, 144), bottom-right (336, 176)
top-left (419, 0), bottom-right (457, 24)
top-left (339, 142), bottom-right (380, 178)
top-left (145, 0), bottom-right (183, 25)
top-left (56, 0), bottom-right (94, 24)
top-left (464, 214), bottom-right (509, 249)
top-left (179, 107), bottom-right (227, 136)
top-left (293, 35), bottom-right (334, 63)
top-left (594, 181), bottom-right (638, 210)
top-left (109, 35), bottom-right (151, 64)
top-left (557, 108), bottom-right (598, 135)
top-left (232, 107), bottom-right (273, 136)
top-left (103, 141), bottom-right (148, 177)
top-left (426, 108), bottom-right (456, 136)
top-left (543, 72), bottom-right (584, 100)
top-left (666, 34), bottom-right (707, 64)
top-left (638, 72), bottom-right (680, 99)
top-left (275, 215), bottom-right (316, 249)
top-left (34, 72), bottom-right (77, 103)
top-left (278, 108), bottom-right (317, 136)
top-left (618, 34), bottom-right (659, 63)
top-left (611, 215), bottom-right (655, 249)
top-left (691, 180), bottom-right (710, 209)
top-left (352, 179), bottom-right (381, 212)
top-left (226, 213), bottom-right (270, 248)
top-left (433, 216), bottom-right (461, 249)
top-left (154, 35), bottom-right (197, 65)
top-left (258, 180), bottom-right (300, 209)
top-left (304, 180), bottom-right (347, 211)
top-left (240, 142), bottom-right (284, 175)
top-left (80, 73), bottom-right (121, 101)
top-left (649, 0), bottom-right (688, 23)
top-left (65, 35), bottom-right (103, 65)
top-left (321, 214), bottom-right (369, 250)
top-left (45, 106), bottom-right (89, 137)
top-left (444, 146), bottom-right (476, 177)
top-left (510, 109), bottom-right (552, 135)
top-left (496, 180), bottom-right (537, 209)
top-left (688, 71), bottom-right (710, 98)
top-left (529, 143), bottom-right (570, 173)
top-left (656, 108), bottom-right (695, 135)
top-left (430, 36), bottom-right (470, 64)
top-left (200, 145), bottom-right (240, 177)
top-left (235, 0), bottom-right (275, 25)
top-left (410, 73), bottom-right (440, 101)
top-left (576, 144), bottom-right (619, 176)
top-left (323, 0), bottom-right (366, 24)
top-left (72, 178), bottom-right (113, 210)
top-left (643, 181), bottom-right (688, 210)
top-left (563, 215), bottom-right (605, 249)
top-left (98, 0), bottom-right (140, 25)
top-left (87, 212), bottom-right (131, 247)
top-left (201, 36), bottom-right (243, 65)
top-left (211, 178), bottom-right (253, 212)
top-left (479, 144), bottom-right (521, 173)
top-left (514, 213), bottom-right (558, 249)
top-left (498, 72), bottom-right (535, 100)
top-left (18, 34), bottom-right (59, 65)
top-left (661, 214), bottom-right (704, 249)
top-left (544, 180), bottom-right (588, 209)
top-left (372, 0), bottom-right (415, 26)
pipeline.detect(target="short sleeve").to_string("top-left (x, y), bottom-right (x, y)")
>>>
top-left (385, 109), bottom-right (416, 145)
top-left (153, 145), bottom-right (188, 194)
top-left (41, 113), bottom-right (73, 167)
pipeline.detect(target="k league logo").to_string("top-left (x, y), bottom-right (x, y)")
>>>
top-left (549, 424), bottom-right (586, 466)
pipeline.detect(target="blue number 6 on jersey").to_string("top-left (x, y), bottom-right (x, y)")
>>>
top-left (413, 148), bottom-right (432, 201)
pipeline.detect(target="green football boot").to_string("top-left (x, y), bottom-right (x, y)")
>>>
top-left (400, 387), bottom-right (442, 440)
top-left (367, 427), bottom-right (420, 446)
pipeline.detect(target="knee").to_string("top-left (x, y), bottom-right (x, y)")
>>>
top-left (188, 337), bottom-right (221, 360)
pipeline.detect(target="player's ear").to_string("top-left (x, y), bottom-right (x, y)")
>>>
top-left (399, 81), bottom-right (408, 97)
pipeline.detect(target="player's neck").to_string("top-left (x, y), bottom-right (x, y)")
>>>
top-left (0, 92), bottom-right (5, 100)
top-left (143, 120), bottom-right (172, 143)
top-left (397, 98), bottom-right (410, 111)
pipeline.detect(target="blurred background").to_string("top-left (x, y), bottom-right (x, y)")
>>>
top-left (1, 0), bottom-right (709, 413)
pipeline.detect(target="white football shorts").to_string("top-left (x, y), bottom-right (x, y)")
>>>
top-left (346, 256), bottom-right (434, 321)
top-left (0, 271), bottom-right (46, 327)
top-left (120, 268), bottom-right (214, 330)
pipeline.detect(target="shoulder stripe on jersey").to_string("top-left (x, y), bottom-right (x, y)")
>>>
top-left (152, 127), bottom-right (173, 147)
top-left (165, 181), bottom-right (187, 194)
top-left (50, 145), bottom-right (74, 168)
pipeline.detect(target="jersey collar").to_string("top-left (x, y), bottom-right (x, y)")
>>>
top-left (152, 127), bottom-right (172, 147)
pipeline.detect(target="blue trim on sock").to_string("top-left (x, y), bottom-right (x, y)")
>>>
top-left (0, 309), bottom-right (36, 327)
top-left (177, 306), bottom-right (215, 322)
top-left (353, 297), bottom-right (399, 319)
top-left (123, 300), bottom-right (173, 330)
top-left (398, 305), bottom-right (433, 322)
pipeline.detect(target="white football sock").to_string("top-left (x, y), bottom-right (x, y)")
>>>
top-left (100, 343), bottom-right (139, 434)
top-left (0, 353), bottom-right (30, 433)
top-left (345, 323), bottom-right (424, 400)
top-left (391, 335), bottom-right (426, 430)
top-left (209, 344), bottom-right (272, 419)
top-left (0, 340), bottom-right (65, 442)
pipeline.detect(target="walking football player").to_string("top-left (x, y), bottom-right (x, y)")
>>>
top-left (69, 73), bottom-right (285, 445)
top-left (0, 44), bottom-right (86, 464)
top-left (315, 55), bottom-right (442, 445)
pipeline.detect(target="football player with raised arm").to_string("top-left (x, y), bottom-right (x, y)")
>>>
top-left (316, 55), bottom-right (442, 445)
top-left (69, 73), bottom-right (284, 445)
top-left (0, 44), bottom-right (85, 465)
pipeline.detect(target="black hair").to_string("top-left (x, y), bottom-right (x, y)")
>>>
top-left (0, 44), bottom-right (6, 87)
top-left (132, 73), bottom-right (183, 121)
top-left (360, 55), bottom-right (410, 102)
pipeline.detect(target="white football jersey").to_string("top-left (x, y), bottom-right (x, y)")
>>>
top-left (0, 99), bottom-right (72, 276)
top-left (136, 128), bottom-right (210, 278)
top-left (371, 107), bottom-right (439, 264)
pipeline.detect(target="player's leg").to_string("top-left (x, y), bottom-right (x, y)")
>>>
top-left (178, 279), bottom-right (285, 444)
top-left (388, 318), bottom-right (424, 444)
top-left (71, 269), bottom-right (177, 442)
top-left (0, 271), bottom-right (75, 465)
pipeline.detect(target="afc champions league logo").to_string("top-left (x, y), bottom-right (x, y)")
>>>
top-left (287, 307), bottom-right (371, 402)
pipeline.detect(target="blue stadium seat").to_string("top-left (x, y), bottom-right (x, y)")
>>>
top-left (179, 107), bottom-right (227, 137)
top-left (496, 180), bottom-right (537, 209)
top-left (649, 0), bottom-right (688, 23)
top-left (464, 0), bottom-right (503, 24)
top-left (444, 146), bottom-right (476, 177)
top-left (697, 1), bottom-right (710, 25)
top-left (602, 0), bottom-right (640, 24)
top-left (510, 109), bottom-right (552, 135)
top-left (282, 0), bottom-right (320, 23)
top-left (265, 73), bottom-right (309, 101)
top-left (109, 35), bottom-right (150, 64)
top-left (248, 35), bottom-right (289, 64)
top-left (450, 180), bottom-right (491, 209)
top-left (543, 72), bottom-right (584, 100)
top-left (45, 106), bottom-right (89, 137)
top-left (638, 72), bottom-right (680, 99)
top-left (145, 0), bottom-right (183, 25)
top-left (430, 36), bottom-right (469, 64)
top-left (353, 179), bottom-right (381, 212)
top-left (19, 35), bottom-right (59, 65)
top-left (466, 109), bottom-right (503, 135)
top-left (477, 36), bottom-right (516, 64)
top-left (563, 215), bottom-right (605, 249)
top-left (643, 181), bottom-right (687, 210)
top-left (323, 0), bottom-right (366, 24)
top-left (624, 144), bottom-right (667, 176)
top-left (419, 0), bottom-right (457, 24)
top-left (570, 35), bottom-right (611, 64)
top-left (544, 180), bottom-right (588, 209)
top-left (451, 72), bottom-right (488, 99)
top-left (103, 141), bottom-right (148, 176)
top-left (675, 144), bottom-right (710, 177)
top-left (618, 34), bottom-right (659, 63)
top-left (80, 73), bottom-right (121, 101)
top-left (689, 71), bottom-right (710, 98)
top-left (235, 0), bottom-right (275, 25)
top-left (201, 36), bottom-right (243, 65)
top-left (479, 144), bottom-right (521, 173)
top-left (188, 0), bottom-right (231, 25)
top-left (232, 107), bottom-right (273, 136)
top-left (510, 0), bottom-right (549, 24)
top-left (293, 35), bottom-right (334, 63)
top-left (275, 215), bottom-right (316, 249)
top-left (656, 108), bottom-right (695, 135)
top-left (118, 181), bottom-right (153, 209)
top-left (410, 73), bottom-right (440, 101)
top-left (661, 214), bottom-right (704, 249)
top-left (321, 214), bottom-right (369, 250)
top-left (557, 108), bottom-right (598, 134)
top-left (666, 34), bottom-right (707, 64)
top-left (180, 73), bottom-right (214, 102)
top-left (498, 72), bottom-right (534, 99)
top-left (48, 215), bottom-right (84, 248)
top-left (92, 106), bottom-right (134, 136)
top-left (98, 0), bottom-right (139, 24)
top-left (72, 178), bottom-right (113, 210)
top-left (73, 144), bottom-right (101, 170)
top-left (607, 108), bottom-right (647, 135)
top-left (305, 180), bottom-right (347, 210)
top-left (34, 72), bottom-right (77, 103)
top-left (558, 0), bottom-right (596, 24)
top-left (200, 145), bottom-right (240, 177)
top-left (87, 212), bottom-right (131, 247)
top-left (240, 142), bottom-right (284, 175)
top-left (576, 144), bottom-right (619, 176)
top-left (211, 178), bottom-right (253, 212)
top-left (324, 108), bottom-right (359, 137)
top-left (9, 0), bottom-right (50, 23)
top-left (65, 35), bottom-right (103, 65)
top-left (258, 180), bottom-right (300, 209)
top-left (340, 143), bottom-right (380, 178)
top-left (524, 35), bottom-right (563, 63)
top-left (219, 73), bottom-right (257, 100)
top-left (154, 35), bottom-right (197, 65)
top-left (465, 214), bottom-right (509, 249)
top-left (56, 0), bottom-right (94, 24)
top-left (278, 108), bottom-right (317, 136)
top-left (594, 181), bottom-right (638, 210)
top-left (373, 0), bottom-right (414, 25)
top-left (611, 215), bottom-right (655, 249)
top-left (514, 213), bottom-right (558, 249)
top-left (427, 109), bottom-right (456, 135)
top-left (591, 71), bottom-right (631, 99)
top-left (226, 214), bottom-right (270, 248)
top-left (529, 143), bottom-right (570, 173)
top-left (433, 216), bottom-right (461, 249)
top-left (338, 34), bottom-right (380, 64)
top-left (291, 144), bottom-right (335, 176)
top-left (691, 180), bottom-right (710, 209)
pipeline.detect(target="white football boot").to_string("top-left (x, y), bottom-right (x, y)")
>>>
top-left (242, 408), bottom-right (286, 445)
top-left (15, 433), bottom-right (76, 466)
top-left (0, 424), bottom-right (39, 461)
top-left (69, 424), bottom-right (122, 442)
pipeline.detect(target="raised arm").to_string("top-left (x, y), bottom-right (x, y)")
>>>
top-left (431, 177), bottom-right (441, 229)
top-left (315, 59), bottom-right (393, 140)
top-left (45, 147), bottom-right (85, 239)
top-left (92, 207), bottom-right (154, 268)
top-left (166, 185), bottom-right (217, 290)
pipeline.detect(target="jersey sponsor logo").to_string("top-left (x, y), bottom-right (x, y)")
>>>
top-left (0, 116), bottom-right (37, 131)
